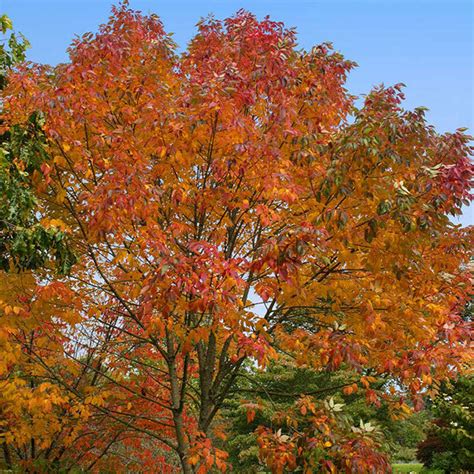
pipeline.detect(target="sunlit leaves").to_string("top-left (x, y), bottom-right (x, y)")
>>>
top-left (0, 3), bottom-right (472, 473)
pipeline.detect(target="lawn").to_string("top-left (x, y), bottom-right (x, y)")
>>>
top-left (392, 464), bottom-right (423, 473)
top-left (392, 464), bottom-right (443, 474)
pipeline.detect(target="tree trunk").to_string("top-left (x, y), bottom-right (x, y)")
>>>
top-left (167, 331), bottom-right (192, 474)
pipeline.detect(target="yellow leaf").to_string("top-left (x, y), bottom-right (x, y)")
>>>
top-left (56, 188), bottom-right (67, 204)
top-left (115, 249), bottom-right (129, 264)
top-left (53, 155), bottom-right (66, 166)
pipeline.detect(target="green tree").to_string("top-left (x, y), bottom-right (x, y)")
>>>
top-left (0, 14), bottom-right (75, 273)
top-left (0, 14), bottom-right (29, 88)
top-left (222, 359), bottom-right (429, 471)
top-left (417, 298), bottom-right (473, 472)
top-left (416, 376), bottom-right (473, 473)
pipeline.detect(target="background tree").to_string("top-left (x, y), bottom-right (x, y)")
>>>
top-left (223, 359), bottom-right (430, 472)
top-left (417, 375), bottom-right (473, 473)
top-left (1, 3), bottom-right (472, 472)
top-left (0, 14), bottom-right (75, 273)
top-left (417, 297), bottom-right (473, 473)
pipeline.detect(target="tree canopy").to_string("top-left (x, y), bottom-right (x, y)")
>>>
top-left (0, 4), bottom-right (472, 473)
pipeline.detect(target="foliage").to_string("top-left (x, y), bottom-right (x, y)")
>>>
top-left (0, 15), bottom-right (75, 273)
top-left (0, 14), bottom-right (29, 88)
top-left (417, 375), bottom-right (474, 472)
top-left (223, 360), bottom-right (430, 471)
top-left (417, 299), bottom-right (473, 473)
top-left (0, 3), bottom-right (472, 473)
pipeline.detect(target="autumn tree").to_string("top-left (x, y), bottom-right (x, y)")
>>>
top-left (1, 4), bottom-right (472, 472)
top-left (0, 13), bottom-right (166, 473)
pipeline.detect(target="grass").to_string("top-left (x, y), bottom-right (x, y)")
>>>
top-left (392, 464), bottom-right (423, 473)
top-left (392, 464), bottom-right (444, 474)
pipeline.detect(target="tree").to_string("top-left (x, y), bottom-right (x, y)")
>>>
top-left (0, 15), bottom-right (75, 274)
top-left (417, 376), bottom-right (473, 472)
top-left (0, 13), bottom-right (167, 473)
top-left (417, 299), bottom-right (473, 473)
top-left (0, 16), bottom-right (89, 473)
top-left (1, 3), bottom-right (472, 472)
top-left (223, 359), bottom-right (431, 471)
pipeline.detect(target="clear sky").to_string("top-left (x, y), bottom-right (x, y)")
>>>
top-left (2, 0), bottom-right (473, 224)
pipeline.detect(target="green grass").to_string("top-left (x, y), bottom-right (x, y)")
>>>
top-left (392, 464), bottom-right (443, 474)
top-left (392, 464), bottom-right (423, 473)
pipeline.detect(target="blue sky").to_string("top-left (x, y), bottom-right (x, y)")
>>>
top-left (3, 0), bottom-right (473, 224)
